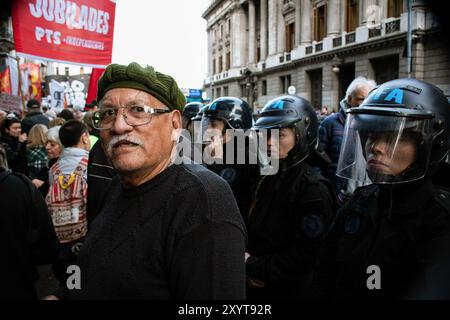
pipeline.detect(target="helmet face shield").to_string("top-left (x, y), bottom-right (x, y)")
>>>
top-left (197, 116), bottom-right (226, 144)
top-left (337, 113), bottom-right (433, 184)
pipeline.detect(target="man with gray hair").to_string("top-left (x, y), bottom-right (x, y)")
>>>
top-left (318, 76), bottom-right (376, 201)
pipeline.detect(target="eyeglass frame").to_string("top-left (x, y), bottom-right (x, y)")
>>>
top-left (92, 105), bottom-right (172, 130)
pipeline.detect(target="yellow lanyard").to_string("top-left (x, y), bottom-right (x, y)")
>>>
top-left (58, 173), bottom-right (76, 189)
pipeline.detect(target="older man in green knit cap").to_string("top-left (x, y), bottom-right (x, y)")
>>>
top-left (62, 62), bottom-right (246, 300)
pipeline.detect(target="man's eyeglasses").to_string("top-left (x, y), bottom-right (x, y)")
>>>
top-left (92, 105), bottom-right (171, 130)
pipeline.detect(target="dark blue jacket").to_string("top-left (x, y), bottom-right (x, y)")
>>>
top-left (318, 99), bottom-right (348, 191)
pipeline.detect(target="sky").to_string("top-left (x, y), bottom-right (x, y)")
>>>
top-left (111, 0), bottom-right (212, 90)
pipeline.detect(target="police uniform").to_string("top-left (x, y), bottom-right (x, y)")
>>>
top-left (321, 179), bottom-right (450, 299)
top-left (246, 94), bottom-right (337, 299)
top-left (318, 78), bottom-right (450, 299)
top-left (246, 161), bottom-right (335, 299)
top-left (200, 97), bottom-right (257, 220)
top-left (205, 138), bottom-right (259, 222)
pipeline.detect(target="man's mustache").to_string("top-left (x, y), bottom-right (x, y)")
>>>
top-left (106, 135), bottom-right (144, 153)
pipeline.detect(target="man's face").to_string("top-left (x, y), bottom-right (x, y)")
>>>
top-left (99, 88), bottom-right (180, 177)
top-left (348, 86), bottom-right (371, 108)
top-left (268, 127), bottom-right (296, 160)
top-left (365, 131), bottom-right (417, 176)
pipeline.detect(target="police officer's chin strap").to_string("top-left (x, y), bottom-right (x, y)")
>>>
top-left (282, 141), bottom-right (309, 171)
top-left (280, 124), bottom-right (310, 171)
top-left (371, 163), bottom-right (425, 220)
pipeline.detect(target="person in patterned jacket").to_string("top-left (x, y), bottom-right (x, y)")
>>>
top-left (46, 120), bottom-right (90, 287)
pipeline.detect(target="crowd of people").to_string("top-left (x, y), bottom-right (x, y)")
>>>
top-left (1, 62), bottom-right (449, 300)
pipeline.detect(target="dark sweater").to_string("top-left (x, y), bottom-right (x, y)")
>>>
top-left (67, 164), bottom-right (247, 300)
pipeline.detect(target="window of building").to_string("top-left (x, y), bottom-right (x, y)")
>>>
top-left (307, 69), bottom-right (323, 109)
top-left (280, 75), bottom-right (291, 94)
top-left (212, 58), bottom-right (216, 74)
top-left (257, 47), bottom-right (261, 62)
top-left (285, 22), bottom-right (295, 52)
top-left (220, 24), bottom-right (223, 38)
top-left (65, 67), bottom-right (70, 76)
top-left (241, 84), bottom-right (247, 97)
top-left (223, 86), bottom-right (229, 96)
top-left (313, 4), bottom-right (327, 41)
top-left (388, 0), bottom-right (403, 18)
top-left (216, 87), bottom-right (222, 97)
top-left (226, 52), bottom-right (231, 70)
top-left (261, 80), bottom-right (267, 96)
top-left (346, 0), bottom-right (359, 32)
top-left (228, 19), bottom-right (231, 34)
top-left (219, 56), bottom-right (223, 73)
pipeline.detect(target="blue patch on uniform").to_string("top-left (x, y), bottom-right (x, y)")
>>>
top-left (269, 100), bottom-right (284, 110)
top-left (301, 214), bottom-right (324, 238)
top-left (344, 215), bottom-right (361, 235)
top-left (220, 167), bottom-right (237, 183)
top-left (384, 88), bottom-right (404, 104)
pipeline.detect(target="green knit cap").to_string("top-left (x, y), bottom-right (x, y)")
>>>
top-left (97, 62), bottom-right (186, 111)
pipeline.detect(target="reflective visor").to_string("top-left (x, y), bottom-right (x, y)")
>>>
top-left (336, 113), bottom-right (433, 184)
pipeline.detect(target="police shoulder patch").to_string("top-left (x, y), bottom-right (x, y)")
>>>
top-left (219, 167), bottom-right (237, 183)
top-left (301, 214), bottom-right (325, 238)
top-left (344, 215), bottom-right (361, 235)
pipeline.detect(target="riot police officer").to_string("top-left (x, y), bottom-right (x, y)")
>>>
top-left (182, 102), bottom-right (203, 137)
top-left (321, 78), bottom-right (450, 299)
top-left (199, 97), bottom-right (258, 220)
top-left (245, 95), bottom-right (336, 299)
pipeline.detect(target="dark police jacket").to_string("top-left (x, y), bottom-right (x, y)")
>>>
top-left (245, 161), bottom-right (336, 299)
top-left (205, 137), bottom-right (259, 223)
top-left (319, 178), bottom-right (450, 299)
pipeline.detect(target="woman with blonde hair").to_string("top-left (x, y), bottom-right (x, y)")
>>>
top-left (27, 124), bottom-right (49, 193)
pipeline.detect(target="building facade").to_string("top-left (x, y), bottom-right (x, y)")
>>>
top-left (202, 0), bottom-right (450, 112)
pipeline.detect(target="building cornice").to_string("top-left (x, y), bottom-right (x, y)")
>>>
top-left (256, 32), bottom-right (409, 76)
top-left (202, 0), bottom-right (227, 19)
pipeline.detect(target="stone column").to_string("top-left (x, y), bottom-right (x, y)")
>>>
top-left (327, 0), bottom-right (340, 36)
top-left (248, 0), bottom-right (256, 64)
top-left (207, 29), bottom-right (212, 76)
top-left (295, 0), bottom-right (301, 46)
top-left (268, 0), bottom-right (277, 55)
top-left (260, 0), bottom-right (268, 60)
top-left (231, 6), bottom-right (248, 67)
top-left (300, 0), bottom-right (312, 45)
top-left (276, 0), bottom-right (285, 53)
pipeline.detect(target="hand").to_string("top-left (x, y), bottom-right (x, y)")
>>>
top-left (32, 179), bottom-right (44, 188)
top-left (247, 277), bottom-right (266, 288)
top-left (43, 295), bottom-right (59, 300)
top-left (19, 133), bottom-right (27, 143)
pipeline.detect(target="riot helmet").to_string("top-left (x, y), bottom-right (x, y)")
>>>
top-left (252, 95), bottom-right (319, 167)
top-left (182, 102), bottom-right (203, 125)
top-left (199, 97), bottom-right (253, 144)
top-left (337, 78), bottom-right (450, 184)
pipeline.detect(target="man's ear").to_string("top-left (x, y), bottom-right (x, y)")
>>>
top-left (171, 110), bottom-right (182, 130)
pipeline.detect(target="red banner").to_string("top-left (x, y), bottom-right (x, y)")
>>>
top-left (86, 67), bottom-right (104, 103)
top-left (12, 0), bottom-right (116, 68)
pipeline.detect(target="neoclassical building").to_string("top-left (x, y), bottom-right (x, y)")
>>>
top-left (202, 0), bottom-right (449, 111)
